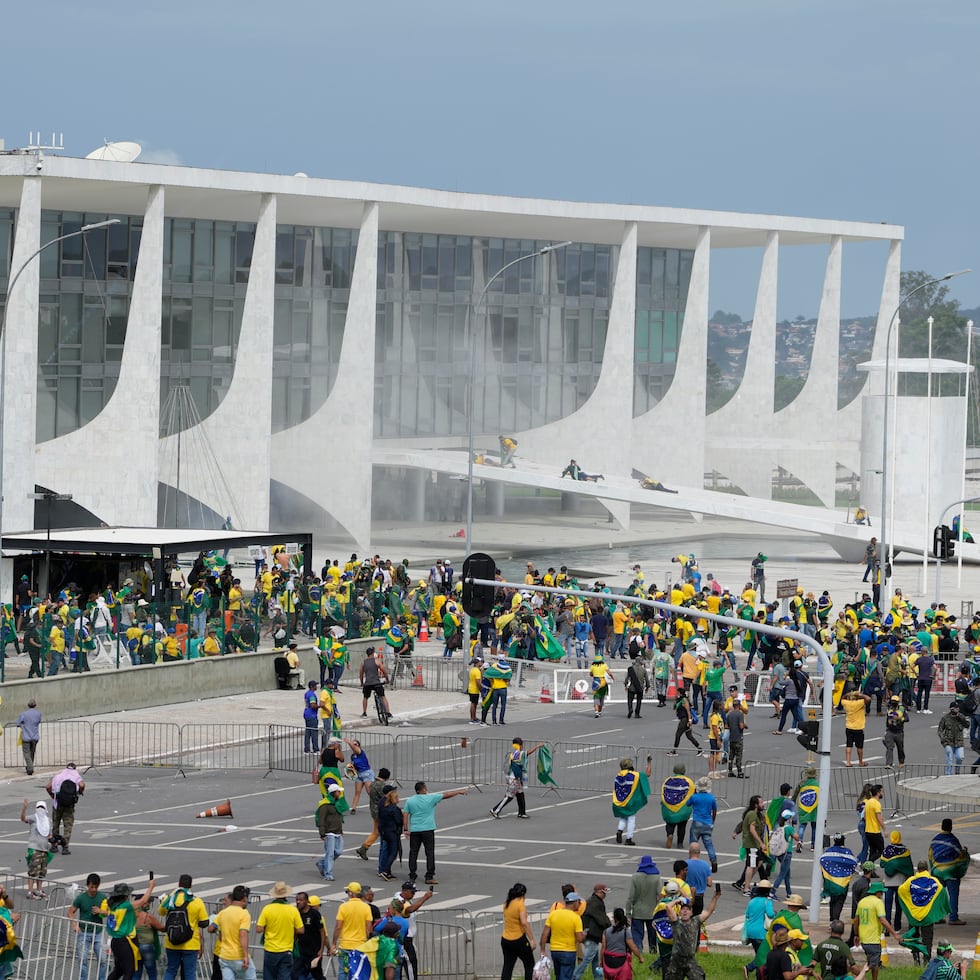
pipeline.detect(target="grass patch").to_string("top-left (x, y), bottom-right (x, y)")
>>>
top-left (651, 951), bottom-right (930, 979)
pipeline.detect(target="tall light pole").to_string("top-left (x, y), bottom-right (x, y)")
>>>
top-left (878, 268), bottom-right (970, 601)
top-left (0, 219), bottom-right (120, 600)
top-left (461, 241), bottom-right (571, 633)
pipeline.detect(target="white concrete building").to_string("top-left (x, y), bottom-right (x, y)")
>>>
top-left (0, 149), bottom-right (904, 550)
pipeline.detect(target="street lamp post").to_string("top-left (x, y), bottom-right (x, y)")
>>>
top-left (878, 268), bottom-right (971, 602)
top-left (461, 241), bottom-right (571, 637)
top-left (0, 219), bottom-right (119, 603)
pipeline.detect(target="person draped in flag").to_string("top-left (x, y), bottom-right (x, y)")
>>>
top-left (480, 656), bottom-right (513, 726)
top-left (820, 833), bottom-right (858, 924)
top-left (792, 767), bottom-right (819, 850)
top-left (315, 738), bottom-right (350, 816)
top-left (751, 893), bottom-right (812, 973)
top-left (612, 756), bottom-right (652, 846)
top-left (879, 831), bottom-right (914, 932)
top-left (928, 819), bottom-right (969, 926)
top-left (898, 860), bottom-right (950, 962)
top-left (490, 738), bottom-right (544, 820)
top-left (660, 764), bottom-right (695, 850)
top-left (590, 653), bottom-right (614, 718)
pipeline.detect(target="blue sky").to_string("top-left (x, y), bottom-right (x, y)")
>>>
top-left (6, 1), bottom-right (977, 320)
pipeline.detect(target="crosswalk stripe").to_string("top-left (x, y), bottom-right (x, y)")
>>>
top-left (422, 893), bottom-right (485, 911)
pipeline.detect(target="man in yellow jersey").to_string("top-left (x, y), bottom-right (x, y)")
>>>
top-left (256, 882), bottom-right (304, 980)
top-left (842, 688), bottom-right (871, 767)
top-left (330, 882), bottom-right (374, 980)
top-left (209, 884), bottom-right (253, 980)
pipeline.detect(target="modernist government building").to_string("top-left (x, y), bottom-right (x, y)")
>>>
top-left (0, 147), bottom-right (902, 549)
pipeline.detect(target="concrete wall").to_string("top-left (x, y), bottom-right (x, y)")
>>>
top-left (0, 638), bottom-right (379, 726)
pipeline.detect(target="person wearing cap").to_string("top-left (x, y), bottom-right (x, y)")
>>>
top-left (467, 655), bottom-right (486, 724)
top-left (689, 780), bottom-right (718, 873)
top-left (589, 652), bottom-right (614, 719)
top-left (159, 874), bottom-right (210, 980)
top-left (920, 940), bottom-right (966, 980)
top-left (572, 883), bottom-right (611, 980)
top-left (256, 882), bottom-right (303, 980)
top-left (46, 761), bottom-right (84, 855)
top-left (293, 891), bottom-right (326, 979)
top-left (539, 890), bottom-right (585, 980)
top-left (102, 874), bottom-right (156, 980)
top-left (627, 857), bottom-right (661, 954)
top-left (763, 924), bottom-right (801, 980)
top-left (769, 810), bottom-right (801, 901)
top-left (847, 862), bottom-right (877, 946)
top-left (210, 883), bottom-right (254, 980)
top-left (663, 878), bottom-right (719, 980)
top-left (14, 699), bottom-right (42, 775)
top-left (315, 782), bottom-right (346, 881)
top-left (330, 883), bottom-right (371, 980)
top-left (395, 880), bottom-right (433, 980)
top-left (854, 879), bottom-right (900, 980)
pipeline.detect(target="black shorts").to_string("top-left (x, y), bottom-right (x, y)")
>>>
top-left (363, 683), bottom-right (385, 699)
top-left (845, 729), bottom-right (865, 749)
top-left (469, 693), bottom-right (479, 705)
top-left (709, 738), bottom-right (721, 751)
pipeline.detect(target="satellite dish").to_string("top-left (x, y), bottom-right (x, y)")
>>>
top-left (293, 171), bottom-right (309, 178)
top-left (85, 141), bottom-right (142, 163)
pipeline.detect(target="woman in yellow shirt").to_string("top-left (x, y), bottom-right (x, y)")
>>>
top-left (500, 882), bottom-right (536, 980)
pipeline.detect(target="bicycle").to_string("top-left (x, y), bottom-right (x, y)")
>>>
top-left (373, 687), bottom-right (391, 726)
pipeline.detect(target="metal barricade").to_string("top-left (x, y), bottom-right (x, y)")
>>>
top-left (394, 734), bottom-right (475, 787)
top-left (470, 736), bottom-right (517, 789)
top-left (891, 762), bottom-right (977, 815)
top-left (413, 910), bottom-right (473, 979)
top-left (10, 905), bottom-right (91, 980)
top-left (267, 723), bottom-right (310, 774)
top-left (179, 723), bottom-right (270, 770)
top-left (90, 721), bottom-right (181, 769)
top-left (472, 906), bottom-right (549, 980)
top-left (1, 721), bottom-right (93, 770)
top-left (548, 740), bottom-right (638, 793)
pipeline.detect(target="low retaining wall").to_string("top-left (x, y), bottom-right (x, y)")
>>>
top-left (0, 637), bottom-right (379, 725)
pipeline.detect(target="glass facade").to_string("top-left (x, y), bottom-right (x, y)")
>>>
top-left (35, 211), bottom-right (142, 442)
top-left (374, 234), bottom-right (615, 438)
top-left (272, 225), bottom-right (357, 432)
top-left (633, 246), bottom-right (695, 415)
top-left (160, 218), bottom-right (252, 433)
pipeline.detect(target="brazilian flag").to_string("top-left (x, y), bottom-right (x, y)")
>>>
top-left (652, 903), bottom-right (674, 949)
top-left (532, 616), bottom-right (565, 661)
top-left (613, 770), bottom-right (650, 817)
top-left (481, 661), bottom-right (513, 709)
top-left (796, 781), bottom-right (819, 825)
top-left (536, 745), bottom-right (557, 787)
top-left (820, 847), bottom-right (857, 896)
top-left (317, 766), bottom-right (350, 815)
top-left (753, 910), bottom-right (812, 969)
top-left (897, 873), bottom-right (950, 926)
top-left (880, 842), bottom-right (914, 880)
top-left (660, 775), bottom-right (694, 824)
top-left (928, 834), bottom-right (970, 881)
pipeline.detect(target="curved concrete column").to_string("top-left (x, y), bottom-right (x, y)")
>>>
top-left (158, 193), bottom-right (277, 529)
top-left (38, 185), bottom-right (164, 525)
top-left (271, 201), bottom-right (379, 550)
top-left (631, 226), bottom-right (710, 488)
top-left (517, 221), bottom-right (638, 529)
top-left (770, 236), bottom-right (843, 507)
top-left (704, 231), bottom-right (778, 499)
top-left (3, 177), bottom-right (42, 533)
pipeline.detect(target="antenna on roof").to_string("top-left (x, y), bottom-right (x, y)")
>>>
top-left (26, 131), bottom-right (64, 152)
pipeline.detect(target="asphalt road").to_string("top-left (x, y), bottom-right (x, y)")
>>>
top-left (0, 686), bottom-right (974, 948)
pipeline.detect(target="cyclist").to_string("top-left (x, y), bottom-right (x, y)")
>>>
top-left (360, 647), bottom-right (393, 720)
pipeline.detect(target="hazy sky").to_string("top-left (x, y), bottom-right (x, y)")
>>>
top-left (6, 1), bottom-right (977, 319)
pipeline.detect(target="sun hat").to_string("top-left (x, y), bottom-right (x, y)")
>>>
top-left (784, 894), bottom-right (807, 908)
top-left (270, 882), bottom-right (292, 898)
top-left (787, 928), bottom-right (809, 941)
top-left (637, 856), bottom-right (659, 875)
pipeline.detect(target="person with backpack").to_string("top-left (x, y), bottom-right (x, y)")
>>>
top-left (769, 810), bottom-right (800, 901)
top-left (46, 762), bottom-right (83, 855)
top-left (159, 874), bottom-right (210, 980)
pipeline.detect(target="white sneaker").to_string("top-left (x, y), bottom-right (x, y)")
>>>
top-left (922, 709), bottom-right (933, 715)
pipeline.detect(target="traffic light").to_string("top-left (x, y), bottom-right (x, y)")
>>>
top-left (947, 525), bottom-right (956, 560)
top-left (796, 709), bottom-right (819, 752)
top-left (461, 552), bottom-right (497, 619)
top-left (934, 525), bottom-right (953, 560)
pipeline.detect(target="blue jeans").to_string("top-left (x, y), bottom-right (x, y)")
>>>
top-left (630, 917), bottom-right (656, 953)
top-left (76, 929), bottom-right (108, 980)
top-left (493, 688), bottom-right (508, 724)
top-left (610, 633), bottom-right (626, 658)
top-left (946, 876), bottom-right (961, 919)
top-left (575, 639), bottom-right (589, 668)
top-left (552, 950), bottom-right (577, 980)
top-left (163, 949), bottom-right (199, 980)
top-left (691, 820), bottom-right (717, 864)
top-left (772, 851), bottom-right (793, 895)
top-left (561, 635), bottom-right (575, 661)
top-left (263, 950), bottom-right (292, 980)
top-left (135, 941), bottom-right (158, 979)
top-left (703, 692), bottom-right (722, 726)
top-left (316, 832), bottom-right (343, 879)
top-left (571, 938), bottom-right (601, 980)
top-left (856, 817), bottom-right (868, 864)
top-left (192, 610), bottom-right (207, 636)
top-left (378, 834), bottom-right (398, 875)
top-left (304, 717), bottom-right (319, 753)
top-left (944, 745), bottom-right (964, 775)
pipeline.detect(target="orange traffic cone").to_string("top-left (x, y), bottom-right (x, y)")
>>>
top-left (418, 618), bottom-right (429, 643)
top-left (666, 669), bottom-right (679, 699)
top-left (412, 664), bottom-right (425, 688)
top-left (540, 678), bottom-right (553, 703)
top-left (698, 929), bottom-right (708, 953)
top-left (196, 800), bottom-right (233, 819)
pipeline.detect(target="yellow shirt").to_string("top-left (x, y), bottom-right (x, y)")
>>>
top-left (318, 689), bottom-right (336, 721)
top-left (705, 595), bottom-right (721, 615)
top-left (467, 665), bottom-right (483, 696)
top-left (228, 587), bottom-right (242, 611)
top-left (327, 566), bottom-right (341, 584)
top-left (50, 628), bottom-right (65, 653)
top-left (544, 907), bottom-right (582, 952)
top-left (335, 898), bottom-right (373, 950)
top-left (260, 571), bottom-right (273, 597)
top-left (162, 892), bottom-right (209, 950)
top-left (214, 905), bottom-right (251, 960)
top-left (856, 894), bottom-right (886, 944)
top-left (256, 900), bottom-right (303, 954)
top-left (502, 896), bottom-right (527, 941)
top-left (863, 796), bottom-right (883, 835)
top-left (202, 636), bottom-right (220, 656)
top-left (843, 697), bottom-right (867, 731)
top-left (612, 610), bottom-right (628, 636)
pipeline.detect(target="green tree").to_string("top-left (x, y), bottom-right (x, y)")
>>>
top-left (897, 270), bottom-right (969, 361)
top-left (774, 375), bottom-right (805, 411)
top-left (706, 358), bottom-right (736, 413)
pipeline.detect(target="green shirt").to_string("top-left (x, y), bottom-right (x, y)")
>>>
top-left (73, 891), bottom-right (107, 933)
top-left (704, 666), bottom-right (725, 692)
top-left (106, 901), bottom-right (136, 939)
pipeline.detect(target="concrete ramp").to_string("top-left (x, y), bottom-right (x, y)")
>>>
top-left (372, 446), bottom-right (980, 564)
